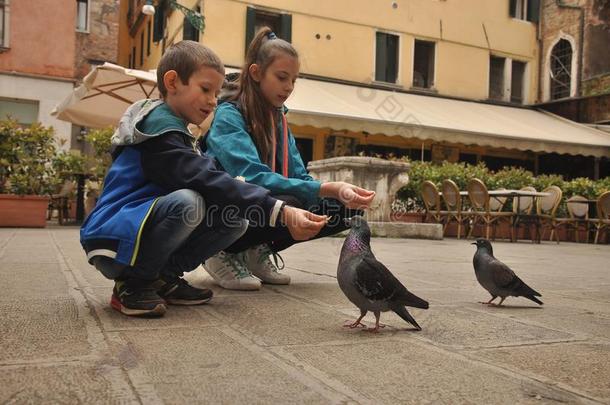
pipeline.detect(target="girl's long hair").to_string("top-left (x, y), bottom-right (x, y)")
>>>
top-left (232, 26), bottom-right (298, 166)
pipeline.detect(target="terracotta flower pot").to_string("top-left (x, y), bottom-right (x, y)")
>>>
top-left (0, 194), bottom-right (50, 228)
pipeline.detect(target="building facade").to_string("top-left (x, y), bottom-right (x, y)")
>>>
top-left (118, 0), bottom-right (609, 178)
top-left (0, 0), bottom-right (119, 149)
top-left (536, 0), bottom-right (610, 125)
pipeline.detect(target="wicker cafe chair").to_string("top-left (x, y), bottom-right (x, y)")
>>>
top-left (556, 196), bottom-right (590, 243)
top-left (467, 179), bottom-right (513, 240)
top-left (441, 179), bottom-right (469, 239)
top-left (537, 186), bottom-right (563, 243)
top-left (591, 191), bottom-right (610, 244)
top-left (421, 181), bottom-right (445, 224)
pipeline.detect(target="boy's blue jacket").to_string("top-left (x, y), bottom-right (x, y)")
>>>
top-left (205, 102), bottom-right (321, 208)
top-left (80, 99), bottom-right (281, 266)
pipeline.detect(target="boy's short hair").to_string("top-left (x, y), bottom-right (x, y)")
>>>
top-left (157, 40), bottom-right (225, 98)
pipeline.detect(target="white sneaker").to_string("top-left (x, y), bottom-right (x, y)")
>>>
top-left (246, 244), bottom-right (291, 285)
top-left (203, 251), bottom-right (261, 290)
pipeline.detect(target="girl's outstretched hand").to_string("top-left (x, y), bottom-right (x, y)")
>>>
top-left (281, 206), bottom-right (328, 240)
top-left (320, 182), bottom-right (376, 210)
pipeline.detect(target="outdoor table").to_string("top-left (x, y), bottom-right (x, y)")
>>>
top-left (494, 190), bottom-right (551, 243)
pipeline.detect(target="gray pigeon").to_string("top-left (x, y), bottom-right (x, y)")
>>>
top-left (337, 216), bottom-right (429, 332)
top-left (472, 239), bottom-right (543, 306)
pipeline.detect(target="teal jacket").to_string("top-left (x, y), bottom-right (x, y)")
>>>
top-left (205, 102), bottom-right (321, 208)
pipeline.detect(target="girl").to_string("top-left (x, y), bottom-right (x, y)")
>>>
top-left (203, 27), bottom-right (375, 290)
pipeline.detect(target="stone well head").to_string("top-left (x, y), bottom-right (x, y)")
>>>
top-left (307, 156), bottom-right (410, 222)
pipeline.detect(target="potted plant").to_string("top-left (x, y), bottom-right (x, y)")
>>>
top-left (0, 119), bottom-right (58, 227)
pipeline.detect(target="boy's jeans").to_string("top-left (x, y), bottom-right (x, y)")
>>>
top-left (92, 189), bottom-right (248, 281)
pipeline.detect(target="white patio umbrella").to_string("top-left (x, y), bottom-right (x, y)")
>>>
top-left (52, 62), bottom-right (158, 128)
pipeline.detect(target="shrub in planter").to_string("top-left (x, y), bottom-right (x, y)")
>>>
top-left (0, 119), bottom-right (58, 227)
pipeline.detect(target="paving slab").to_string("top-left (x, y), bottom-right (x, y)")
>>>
top-left (117, 327), bottom-right (331, 404)
top-left (0, 227), bottom-right (608, 404)
top-left (471, 342), bottom-right (610, 402)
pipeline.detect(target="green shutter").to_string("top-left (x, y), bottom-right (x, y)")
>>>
top-left (527, 0), bottom-right (540, 23)
top-left (509, 0), bottom-right (517, 17)
top-left (280, 14), bottom-right (292, 43)
top-left (245, 6), bottom-right (256, 53)
top-left (375, 33), bottom-right (387, 82)
top-left (387, 34), bottom-right (398, 83)
top-left (183, 15), bottom-right (199, 41)
top-left (153, 1), bottom-right (166, 42)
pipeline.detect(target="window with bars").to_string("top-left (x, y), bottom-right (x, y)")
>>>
top-left (550, 39), bottom-right (572, 100)
top-left (76, 0), bottom-right (88, 31)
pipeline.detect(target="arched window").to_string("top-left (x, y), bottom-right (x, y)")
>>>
top-left (550, 39), bottom-right (572, 100)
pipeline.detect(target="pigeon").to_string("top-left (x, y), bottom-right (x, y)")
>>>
top-left (472, 238), bottom-right (543, 306)
top-left (337, 215), bottom-right (429, 332)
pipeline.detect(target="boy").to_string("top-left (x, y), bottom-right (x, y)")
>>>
top-left (80, 41), bottom-right (327, 317)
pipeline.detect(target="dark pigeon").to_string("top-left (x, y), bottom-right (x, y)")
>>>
top-left (472, 238), bottom-right (543, 306)
top-left (337, 216), bottom-right (429, 332)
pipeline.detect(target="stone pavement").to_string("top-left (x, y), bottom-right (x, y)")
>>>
top-left (1, 227), bottom-right (609, 404)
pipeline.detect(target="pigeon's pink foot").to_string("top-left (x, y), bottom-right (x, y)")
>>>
top-left (343, 320), bottom-right (366, 328)
top-left (365, 326), bottom-right (381, 333)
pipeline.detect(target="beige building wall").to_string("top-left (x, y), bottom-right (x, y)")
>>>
top-left (119, 0), bottom-right (539, 104)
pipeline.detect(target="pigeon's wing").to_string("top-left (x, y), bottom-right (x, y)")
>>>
top-left (354, 254), bottom-right (428, 309)
top-left (488, 258), bottom-right (518, 288)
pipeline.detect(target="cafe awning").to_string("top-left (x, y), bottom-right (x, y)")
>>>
top-left (284, 76), bottom-right (610, 158)
top-left (54, 64), bottom-right (610, 157)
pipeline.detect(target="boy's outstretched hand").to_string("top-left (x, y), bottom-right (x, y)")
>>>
top-left (320, 181), bottom-right (376, 210)
top-left (281, 206), bottom-right (328, 240)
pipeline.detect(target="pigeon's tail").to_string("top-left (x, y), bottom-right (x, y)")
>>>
top-left (392, 305), bottom-right (422, 331)
top-left (397, 290), bottom-right (429, 310)
top-left (524, 295), bottom-right (544, 305)
top-left (513, 278), bottom-right (543, 305)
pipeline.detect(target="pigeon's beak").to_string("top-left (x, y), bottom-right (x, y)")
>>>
top-left (471, 242), bottom-right (477, 245)
top-left (344, 218), bottom-right (352, 227)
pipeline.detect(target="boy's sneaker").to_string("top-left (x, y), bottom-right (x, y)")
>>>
top-left (110, 279), bottom-right (167, 317)
top-left (157, 276), bottom-right (213, 305)
top-left (203, 251), bottom-right (261, 290)
top-left (246, 244), bottom-right (291, 285)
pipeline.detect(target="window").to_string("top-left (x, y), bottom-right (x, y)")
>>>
top-left (375, 32), bottom-right (399, 84)
top-left (413, 39), bottom-right (435, 89)
top-left (76, 0), bottom-right (88, 31)
top-left (509, 0), bottom-right (540, 22)
top-left (0, 98), bottom-right (39, 126)
top-left (0, 0), bottom-right (8, 49)
top-left (511, 60), bottom-right (526, 104)
top-left (550, 39), bottom-right (572, 100)
top-left (489, 55), bottom-right (528, 104)
top-left (182, 7), bottom-right (200, 42)
top-left (147, 20), bottom-right (151, 56)
top-left (245, 7), bottom-right (292, 51)
top-left (489, 56), bottom-right (505, 101)
top-left (139, 32), bottom-right (144, 67)
top-left (153, 0), bottom-right (167, 42)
